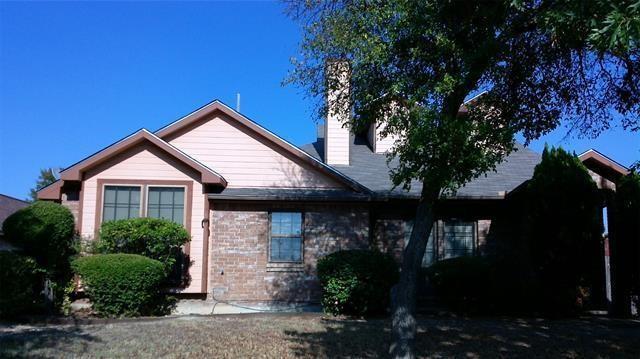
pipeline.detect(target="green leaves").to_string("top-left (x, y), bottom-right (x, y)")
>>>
top-left (317, 249), bottom-right (399, 316)
top-left (97, 217), bottom-right (190, 282)
top-left (287, 0), bottom-right (639, 193)
top-left (73, 254), bottom-right (167, 317)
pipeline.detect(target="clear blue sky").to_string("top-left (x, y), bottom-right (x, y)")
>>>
top-left (1, 1), bottom-right (638, 200)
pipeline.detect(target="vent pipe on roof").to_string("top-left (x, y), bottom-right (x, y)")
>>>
top-left (236, 93), bottom-right (241, 112)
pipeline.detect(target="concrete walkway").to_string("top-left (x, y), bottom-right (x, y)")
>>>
top-left (173, 300), bottom-right (321, 315)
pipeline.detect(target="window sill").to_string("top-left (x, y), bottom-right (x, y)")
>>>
top-left (266, 262), bottom-right (305, 272)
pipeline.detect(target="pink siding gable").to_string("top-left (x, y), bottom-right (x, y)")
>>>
top-left (81, 142), bottom-right (206, 293)
top-left (165, 113), bottom-right (346, 189)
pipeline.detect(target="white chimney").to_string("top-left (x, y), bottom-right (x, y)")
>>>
top-left (324, 60), bottom-right (350, 165)
top-left (368, 121), bottom-right (399, 153)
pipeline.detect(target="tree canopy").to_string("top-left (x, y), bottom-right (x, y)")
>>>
top-left (288, 0), bottom-right (639, 193)
top-left (286, 1), bottom-right (639, 356)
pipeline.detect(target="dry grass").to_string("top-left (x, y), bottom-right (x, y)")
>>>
top-left (1, 313), bottom-right (639, 358)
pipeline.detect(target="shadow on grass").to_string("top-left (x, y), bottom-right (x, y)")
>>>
top-left (284, 316), bottom-right (640, 358)
top-left (0, 324), bottom-right (100, 358)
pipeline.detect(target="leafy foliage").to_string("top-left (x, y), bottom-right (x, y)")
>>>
top-left (28, 168), bottom-right (58, 202)
top-left (97, 217), bottom-right (190, 276)
top-left (0, 252), bottom-right (45, 319)
top-left (2, 201), bottom-right (76, 311)
top-left (287, 0), bottom-right (639, 192)
top-left (522, 146), bottom-right (603, 314)
top-left (317, 250), bottom-right (399, 316)
top-left (426, 257), bottom-right (498, 313)
top-left (72, 254), bottom-right (169, 317)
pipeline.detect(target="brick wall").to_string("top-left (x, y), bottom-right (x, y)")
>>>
top-left (209, 202), bottom-right (370, 303)
top-left (60, 187), bottom-right (81, 232)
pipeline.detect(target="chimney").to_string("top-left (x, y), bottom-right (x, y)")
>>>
top-left (324, 60), bottom-right (350, 165)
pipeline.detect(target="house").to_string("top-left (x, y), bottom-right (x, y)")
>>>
top-left (36, 91), bottom-right (628, 305)
top-left (0, 194), bottom-right (29, 250)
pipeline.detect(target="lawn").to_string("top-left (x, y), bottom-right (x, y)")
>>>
top-left (1, 313), bottom-right (639, 358)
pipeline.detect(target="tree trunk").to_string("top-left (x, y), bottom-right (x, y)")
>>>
top-left (390, 185), bottom-right (440, 358)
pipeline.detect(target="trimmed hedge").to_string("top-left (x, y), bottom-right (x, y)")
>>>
top-left (317, 249), bottom-right (399, 316)
top-left (2, 201), bottom-right (76, 277)
top-left (97, 218), bottom-right (190, 275)
top-left (73, 254), bottom-right (167, 317)
top-left (0, 252), bottom-right (44, 319)
top-left (2, 201), bottom-right (76, 311)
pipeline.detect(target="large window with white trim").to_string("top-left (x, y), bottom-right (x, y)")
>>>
top-left (269, 212), bottom-right (303, 262)
top-left (102, 186), bottom-right (141, 222)
top-left (147, 187), bottom-right (185, 225)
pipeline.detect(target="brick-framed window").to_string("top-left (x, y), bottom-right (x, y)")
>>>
top-left (269, 212), bottom-right (303, 263)
top-left (442, 220), bottom-right (476, 259)
top-left (415, 219), bottom-right (477, 267)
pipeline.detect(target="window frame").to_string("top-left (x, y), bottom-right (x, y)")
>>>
top-left (268, 211), bottom-right (304, 263)
top-left (95, 179), bottom-right (193, 238)
top-left (441, 219), bottom-right (477, 259)
top-left (145, 185), bottom-right (188, 226)
top-left (101, 184), bottom-right (144, 222)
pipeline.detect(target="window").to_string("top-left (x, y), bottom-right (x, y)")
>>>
top-left (147, 187), bottom-right (185, 225)
top-left (102, 186), bottom-right (141, 222)
top-left (269, 212), bottom-right (303, 262)
top-left (405, 221), bottom-right (437, 267)
top-left (442, 221), bottom-right (475, 259)
top-left (422, 229), bottom-right (437, 267)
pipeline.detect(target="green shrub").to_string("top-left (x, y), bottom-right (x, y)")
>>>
top-left (426, 256), bottom-right (498, 313)
top-left (522, 146), bottom-right (602, 315)
top-left (317, 249), bottom-right (399, 316)
top-left (2, 201), bottom-right (76, 311)
top-left (73, 254), bottom-right (167, 317)
top-left (0, 252), bottom-right (45, 319)
top-left (97, 218), bottom-right (190, 276)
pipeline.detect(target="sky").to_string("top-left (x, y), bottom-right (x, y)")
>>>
top-left (0, 1), bottom-right (638, 200)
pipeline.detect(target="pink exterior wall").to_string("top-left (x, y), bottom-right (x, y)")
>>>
top-left (166, 114), bottom-right (345, 189)
top-left (79, 142), bottom-right (207, 293)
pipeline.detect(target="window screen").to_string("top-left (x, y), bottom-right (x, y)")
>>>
top-left (442, 221), bottom-right (475, 259)
top-left (270, 212), bottom-right (303, 262)
top-left (102, 186), bottom-right (141, 222)
top-left (147, 187), bottom-right (185, 225)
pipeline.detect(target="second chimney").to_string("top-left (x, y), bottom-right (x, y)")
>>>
top-left (324, 60), bottom-right (350, 165)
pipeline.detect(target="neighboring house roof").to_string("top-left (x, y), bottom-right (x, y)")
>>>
top-left (579, 149), bottom-right (629, 181)
top-left (0, 194), bottom-right (29, 237)
top-left (155, 100), bottom-right (369, 193)
top-left (301, 135), bottom-right (541, 199)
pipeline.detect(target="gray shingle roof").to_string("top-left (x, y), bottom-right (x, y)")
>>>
top-left (300, 135), bottom-right (541, 199)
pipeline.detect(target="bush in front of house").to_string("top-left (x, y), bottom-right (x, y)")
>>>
top-left (522, 146), bottom-right (603, 315)
top-left (317, 249), bottom-right (399, 316)
top-left (2, 201), bottom-right (77, 312)
top-left (97, 217), bottom-right (190, 276)
top-left (0, 252), bottom-right (45, 319)
top-left (72, 254), bottom-right (168, 317)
